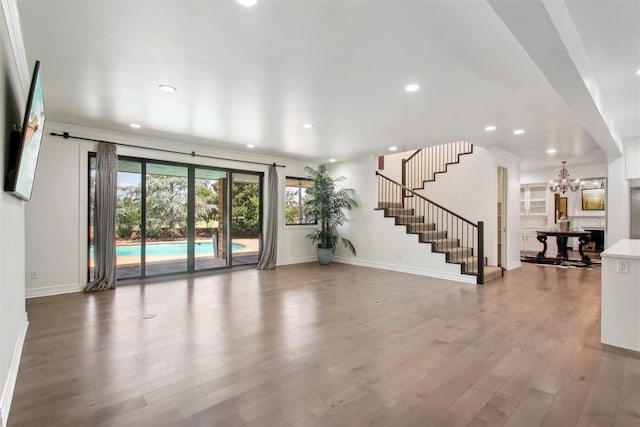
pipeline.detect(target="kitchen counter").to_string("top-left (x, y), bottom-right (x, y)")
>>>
top-left (601, 238), bottom-right (640, 259)
top-left (601, 239), bottom-right (640, 352)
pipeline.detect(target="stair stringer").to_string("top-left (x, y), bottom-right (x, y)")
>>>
top-left (407, 145), bottom-right (475, 191)
top-left (332, 209), bottom-right (475, 285)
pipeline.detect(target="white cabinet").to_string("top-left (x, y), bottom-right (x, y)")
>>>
top-left (626, 144), bottom-right (640, 180)
top-left (521, 231), bottom-right (543, 252)
top-left (520, 185), bottom-right (547, 216)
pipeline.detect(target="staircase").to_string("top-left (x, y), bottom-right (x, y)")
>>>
top-left (376, 171), bottom-right (503, 284)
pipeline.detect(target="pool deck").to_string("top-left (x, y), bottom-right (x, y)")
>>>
top-left (90, 238), bottom-right (260, 268)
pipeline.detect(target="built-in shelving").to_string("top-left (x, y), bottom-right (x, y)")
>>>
top-left (520, 185), bottom-right (547, 216)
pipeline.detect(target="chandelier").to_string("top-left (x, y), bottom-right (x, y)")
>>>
top-left (548, 161), bottom-right (581, 194)
top-left (591, 178), bottom-right (605, 189)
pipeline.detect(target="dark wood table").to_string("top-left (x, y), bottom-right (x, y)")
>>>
top-left (536, 230), bottom-right (592, 265)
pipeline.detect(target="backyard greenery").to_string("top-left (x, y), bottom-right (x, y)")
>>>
top-left (285, 184), bottom-right (313, 224)
top-left (114, 177), bottom-right (259, 240)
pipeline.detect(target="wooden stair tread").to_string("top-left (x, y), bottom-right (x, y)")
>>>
top-left (483, 266), bottom-right (503, 283)
top-left (396, 215), bottom-right (425, 224)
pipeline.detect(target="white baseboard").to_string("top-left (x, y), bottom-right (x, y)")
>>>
top-left (26, 283), bottom-right (82, 299)
top-left (333, 257), bottom-right (477, 285)
top-left (506, 260), bottom-right (522, 270)
top-left (277, 256), bottom-right (316, 266)
top-left (1, 313), bottom-right (28, 427)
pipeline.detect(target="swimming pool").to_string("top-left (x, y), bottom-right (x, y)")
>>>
top-left (91, 242), bottom-right (246, 258)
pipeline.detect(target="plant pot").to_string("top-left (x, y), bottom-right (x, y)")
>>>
top-left (316, 248), bottom-right (334, 265)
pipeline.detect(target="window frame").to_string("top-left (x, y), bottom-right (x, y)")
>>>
top-left (284, 176), bottom-right (316, 226)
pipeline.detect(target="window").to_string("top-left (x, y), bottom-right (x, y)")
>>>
top-left (285, 177), bottom-right (315, 225)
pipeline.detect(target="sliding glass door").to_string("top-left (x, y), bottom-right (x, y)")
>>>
top-left (145, 163), bottom-right (189, 276)
top-left (115, 160), bottom-right (143, 279)
top-left (231, 173), bottom-right (261, 266)
top-left (88, 154), bottom-right (263, 281)
top-left (194, 168), bottom-right (228, 270)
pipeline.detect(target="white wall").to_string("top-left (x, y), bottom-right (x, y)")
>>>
top-left (607, 154), bottom-right (629, 247)
top-left (491, 148), bottom-right (522, 270)
top-left (25, 122), bottom-right (318, 296)
top-left (0, 2), bottom-right (29, 424)
top-left (377, 150), bottom-right (407, 183)
top-left (332, 156), bottom-right (475, 284)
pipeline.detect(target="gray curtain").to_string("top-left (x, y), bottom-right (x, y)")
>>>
top-left (85, 143), bottom-right (118, 292)
top-left (257, 164), bottom-right (278, 269)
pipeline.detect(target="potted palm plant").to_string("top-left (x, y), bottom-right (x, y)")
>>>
top-left (303, 164), bottom-right (357, 264)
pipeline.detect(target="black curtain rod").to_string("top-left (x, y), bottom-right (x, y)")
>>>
top-left (49, 131), bottom-right (286, 168)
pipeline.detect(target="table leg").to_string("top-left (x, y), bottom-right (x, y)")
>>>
top-left (557, 236), bottom-right (569, 261)
top-left (578, 235), bottom-right (592, 265)
top-left (555, 236), bottom-right (562, 260)
top-left (536, 234), bottom-right (547, 258)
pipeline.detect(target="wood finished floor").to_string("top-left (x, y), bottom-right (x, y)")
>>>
top-left (9, 263), bottom-right (640, 427)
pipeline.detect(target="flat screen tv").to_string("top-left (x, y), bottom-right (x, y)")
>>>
top-left (5, 60), bottom-right (45, 201)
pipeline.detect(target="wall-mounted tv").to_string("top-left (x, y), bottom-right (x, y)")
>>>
top-left (5, 60), bottom-right (45, 201)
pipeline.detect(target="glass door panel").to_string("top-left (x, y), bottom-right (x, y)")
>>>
top-left (231, 173), bottom-right (261, 266)
top-left (145, 163), bottom-right (188, 276)
top-left (194, 168), bottom-right (228, 270)
top-left (88, 156), bottom-right (97, 281)
top-left (116, 159), bottom-right (143, 279)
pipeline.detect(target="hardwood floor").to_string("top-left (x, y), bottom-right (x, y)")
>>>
top-left (9, 263), bottom-right (640, 426)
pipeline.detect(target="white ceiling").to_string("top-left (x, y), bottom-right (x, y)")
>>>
top-left (16, 0), bottom-right (639, 172)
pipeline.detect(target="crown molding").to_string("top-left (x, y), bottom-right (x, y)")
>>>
top-left (1, 0), bottom-right (29, 107)
top-left (488, 147), bottom-right (521, 167)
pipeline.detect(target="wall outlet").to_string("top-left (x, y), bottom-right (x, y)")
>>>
top-left (30, 271), bottom-right (38, 279)
top-left (617, 261), bottom-right (629, 274)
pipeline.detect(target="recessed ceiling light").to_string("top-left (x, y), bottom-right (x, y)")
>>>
top-left (302, 123), bottom-right (313, 129)
top-left (389, 146), bottom-right (398, 151)
top-left (636, 69), bottom-right (640, 76)
top-left (158, 84), bottom-right (177, 93)
top-left (405, 83), bottom-right (420, 93)
top-left (247, 144), bottom-right (255, 149)
top-left (237, 0), bottom-right (257, 6)
top-left (329, 158), bottom-right (336, 163)
top-left (546, 149), bottom-right (557, 154)
top-left (513, 129), bottom-right (525, 135)
top-left (484, 125), bottom-right (496, 132)
top-left (129, 123), bottom-right (141, 129)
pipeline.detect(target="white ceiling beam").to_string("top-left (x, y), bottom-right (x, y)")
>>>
top-left (488, 0), bottom-right (623, 160)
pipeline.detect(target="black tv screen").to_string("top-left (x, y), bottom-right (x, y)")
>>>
top-left (5, 60), bottom-right (45, 201)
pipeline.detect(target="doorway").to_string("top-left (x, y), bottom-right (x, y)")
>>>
top-left (497, 166), bottom-right (507, 267)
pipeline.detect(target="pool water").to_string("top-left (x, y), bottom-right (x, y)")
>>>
top-left (91, 242), bottom-right (246, 258)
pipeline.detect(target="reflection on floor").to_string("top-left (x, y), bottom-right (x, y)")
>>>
top-left (520, 249), bottom-right (602, 270)
top-left (115, 253), bottom-right (259, 278)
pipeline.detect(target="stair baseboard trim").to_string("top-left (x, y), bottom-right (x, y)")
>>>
top-left (333, 257), bottom-right (476, 284)
top-left (506, 260), bottom-right (522, 270)
top-left (26, 283), bottom-right (82, 299)
top-left (1, 313), bottom-right (28, 427)
top-left (277, 256), bottom-right (318, 266)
